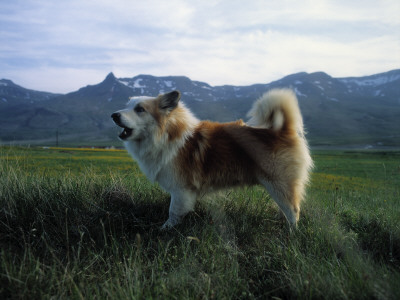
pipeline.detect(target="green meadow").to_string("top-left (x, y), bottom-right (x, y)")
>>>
top-left (0, 147), bottom-right (399, 299)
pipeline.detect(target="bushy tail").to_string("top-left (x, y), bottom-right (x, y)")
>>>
top-left (247, 89), bottom-right (304, 137)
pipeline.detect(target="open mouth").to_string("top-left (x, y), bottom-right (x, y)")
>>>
top-left (111, 113), bottom-right (133, 140)
top-left (118, 127), bottom-right (133, 140)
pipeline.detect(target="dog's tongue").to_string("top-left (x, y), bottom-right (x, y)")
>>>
top-left (119, 128), bottom-right (133, 140)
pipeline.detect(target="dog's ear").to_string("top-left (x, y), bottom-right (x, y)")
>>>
top-left (159, 91), bottom-right (181, 111)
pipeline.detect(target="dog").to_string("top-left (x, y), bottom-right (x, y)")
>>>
top-left (111, 89), bottom-right (313, 229)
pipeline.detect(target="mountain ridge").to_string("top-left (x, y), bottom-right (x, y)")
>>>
top-left (1, 69), bottom-right (399, 147)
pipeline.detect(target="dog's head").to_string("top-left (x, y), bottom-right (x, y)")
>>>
top-left (111, 91), bottom-right (182, 141)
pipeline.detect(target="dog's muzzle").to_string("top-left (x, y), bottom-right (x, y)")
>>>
top-left (111, 112), bottom-right (133, 140)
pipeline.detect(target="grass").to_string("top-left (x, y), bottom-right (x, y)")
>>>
top-left (0, 146), bottom-right (399, 299)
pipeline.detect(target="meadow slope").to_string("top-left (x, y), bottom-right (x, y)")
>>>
top-left (0, 147), bottom-right (399, 299)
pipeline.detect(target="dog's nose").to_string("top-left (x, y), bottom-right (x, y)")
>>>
top-left (111, 112), bottom-right (120, 122)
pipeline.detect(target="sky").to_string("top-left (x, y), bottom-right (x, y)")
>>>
top-left (1, 0), bottom-right (399, 93)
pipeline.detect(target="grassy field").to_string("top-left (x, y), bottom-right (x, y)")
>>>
top-left (0, 146), bottom-right (399, 299)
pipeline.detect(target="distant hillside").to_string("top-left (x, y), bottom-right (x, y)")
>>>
top-left (1, 70), bottom-right (399, 148)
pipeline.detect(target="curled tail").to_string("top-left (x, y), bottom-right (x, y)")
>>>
top-left (247, 89), bottom-right (304, 137)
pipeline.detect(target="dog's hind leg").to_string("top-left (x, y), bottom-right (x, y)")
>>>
top-left (161, 189), bottom-right (197, 230)
top-left (259, 179), bottom-right (301, 227)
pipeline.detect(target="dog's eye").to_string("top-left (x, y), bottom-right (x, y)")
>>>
top-left (134, 106), bottom-right (145, 113)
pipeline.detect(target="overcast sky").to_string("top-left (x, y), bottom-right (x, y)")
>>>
top-left (1, 0), bottom-right (399, 93)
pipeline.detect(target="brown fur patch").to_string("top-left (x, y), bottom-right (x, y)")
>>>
top-left (164, 107), bottom-right (191, 141)
top-left (175, 120), bottom-right (298, 191)
top-left (142, 98), bottom-right (191, 141)
top-left (141, 99), bottom-right (162, 124)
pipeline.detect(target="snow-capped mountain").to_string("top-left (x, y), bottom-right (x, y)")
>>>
top-left (1, 69), bottom-right (399, 147)
top-left (337, 70), bottom-right (400, 101)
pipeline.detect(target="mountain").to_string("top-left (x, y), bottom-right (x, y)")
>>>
top-left (0, 79), bottom-right (59, 104)
top-left (1, 70), bottom-right (399, 147)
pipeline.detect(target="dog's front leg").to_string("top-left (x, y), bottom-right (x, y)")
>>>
top-left (161, 190), bottom-right (197, 230)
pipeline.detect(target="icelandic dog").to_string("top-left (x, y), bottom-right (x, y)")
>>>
top-left (111, 89), bottom-right (313, 229)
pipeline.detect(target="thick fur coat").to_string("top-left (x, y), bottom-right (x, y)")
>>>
top-left (112, 89), bottom-right (313, 229)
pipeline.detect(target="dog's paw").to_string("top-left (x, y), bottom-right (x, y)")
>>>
top-left (160, 215), bottom-right (181, 230)
top-left (160, 220), bottom-right (174, 231)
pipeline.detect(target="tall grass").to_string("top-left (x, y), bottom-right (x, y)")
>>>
top-left (0, 147), bottom-right (399, 299)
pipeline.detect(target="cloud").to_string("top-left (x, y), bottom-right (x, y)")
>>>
top-left (0, 0), bottom-right (399, 92)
